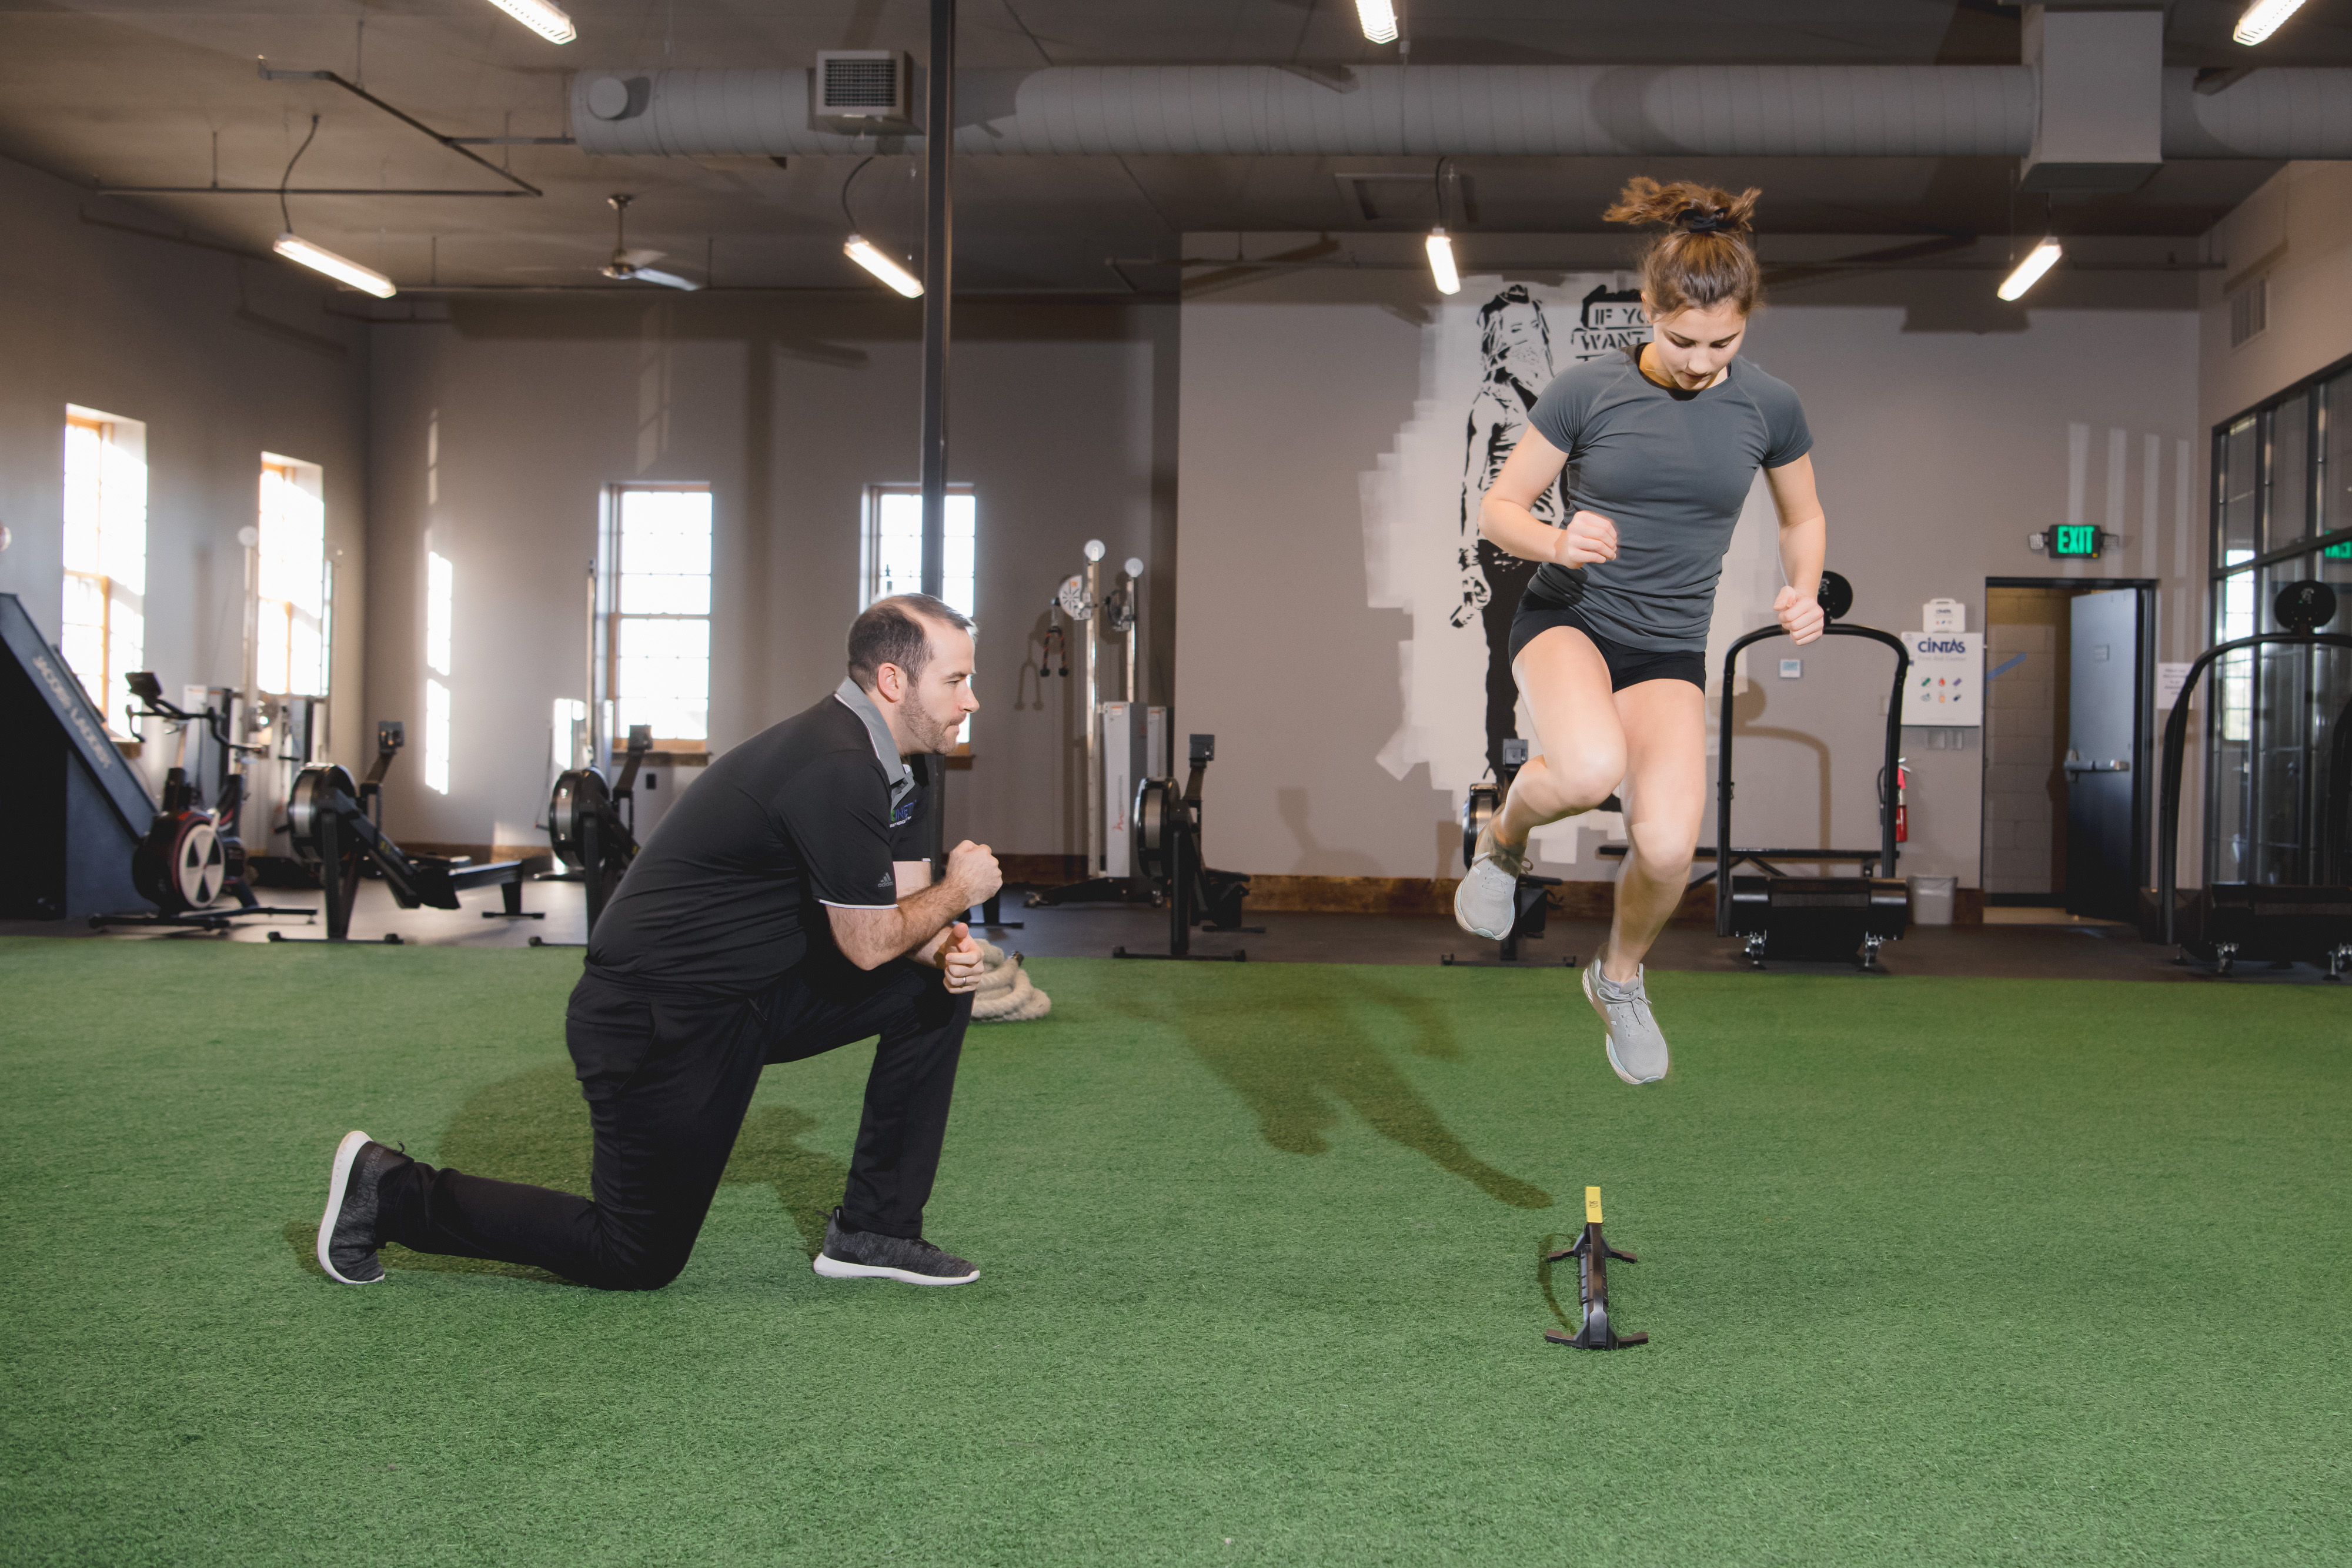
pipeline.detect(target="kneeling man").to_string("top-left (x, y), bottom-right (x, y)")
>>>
top-left (316, 594), bottom-right (1001, 1289)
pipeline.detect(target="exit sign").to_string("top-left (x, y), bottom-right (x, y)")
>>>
top-left (2327, 540), bottom-right (2352, 560)
top-left (2051, 524), bottom-right (2102, 558)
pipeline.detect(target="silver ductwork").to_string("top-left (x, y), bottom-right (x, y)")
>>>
top-left (570, 63), bottom-right (2352, 161)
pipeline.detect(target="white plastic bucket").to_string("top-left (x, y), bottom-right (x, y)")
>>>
top-left (1909, 874), bottom-right (1957, 925)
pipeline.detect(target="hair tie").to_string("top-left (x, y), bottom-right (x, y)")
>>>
top-left (1675, 206), bottom-right (1725, 234)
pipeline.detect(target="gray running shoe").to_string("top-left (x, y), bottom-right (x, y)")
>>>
top-left (1584, 962), bottom-right (1670, 1085)
top-left (316, 1130), bottom-right (406, 1284)
top-left (814, 1208), bottom-right (979, 1286)
top-left (1453, 824), bottom-right (1529, 940)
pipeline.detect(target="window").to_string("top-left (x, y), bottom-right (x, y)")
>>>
top-left (863, 486), bottom-right (975, 620)
top-left (423, 550), bottom-right (453, 794)
top-left (257, 456), bottom-right (330, 698)
top-left (61, 407), bottom-right (148, 726)
top-left (603, 485), bottom-right (712, 748)
top-left (2205, 362), bottom-right (2352, 885)
top-left (863, 485), bottom-right (977, 745)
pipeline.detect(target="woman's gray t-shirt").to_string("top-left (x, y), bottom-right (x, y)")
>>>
top-left (1522, 349), bottom-right (1812, 653)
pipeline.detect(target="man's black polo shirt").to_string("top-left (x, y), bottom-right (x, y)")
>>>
top-left (585, 679), bottom-right (924, 994)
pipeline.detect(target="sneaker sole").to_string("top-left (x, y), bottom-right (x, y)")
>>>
top-left (812, 1252), bottom-right (978, 1286)
top-left (316, 1129), bottom-right (384, 1285)
top-left (1584, 966), bottom-right (1662, 1086)
top-left (1452, 861), bottom-right (1519, 941)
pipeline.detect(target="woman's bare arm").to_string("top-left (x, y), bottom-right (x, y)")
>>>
top-left (1478, 426), bottom-right (1619, 567)
top-left (1764, 454), bottom-right (1828, 645)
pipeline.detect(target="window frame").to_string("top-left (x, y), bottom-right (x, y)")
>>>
top-left (860, 483), bottom-right (977, 754)
top-left (61, 406), bottom-right (148, 733)
top-left (255, 453), bottom-right (332, 702)
top-left (598, 481), bottom-right (716, 757)
top-left (2203, 347), bottom-right (2352, 887)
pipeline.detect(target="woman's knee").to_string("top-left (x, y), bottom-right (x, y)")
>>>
top-left (1522, 749), bottom-right (1623, 815)
top-left (1626, 818), bottom-right (1700, 877)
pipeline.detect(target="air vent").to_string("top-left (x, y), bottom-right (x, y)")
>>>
top-left (813, 51), bottom-right (915, 132)
top-left (2229, 277), bottom-right (2268, 349)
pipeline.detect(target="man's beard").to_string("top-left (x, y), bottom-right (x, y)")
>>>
top-left (906, 703), bottom-right (961, 755)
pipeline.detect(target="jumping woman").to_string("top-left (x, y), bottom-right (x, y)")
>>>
top-left (1454, 179), bottom-right (1827, 1085)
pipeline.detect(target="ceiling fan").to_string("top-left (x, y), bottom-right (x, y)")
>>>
top-left (602, 194), bottom-right (700, 291)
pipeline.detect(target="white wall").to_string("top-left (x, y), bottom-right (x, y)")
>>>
top-left (0, 155), bottom-right (370, 777)
top-left (1177, 262), bottom-right (2201, 888)
top-left (366, 296), bottom-right (1176, 858)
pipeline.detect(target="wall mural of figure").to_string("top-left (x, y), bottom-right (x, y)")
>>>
top-left (1452, 286), bottom-right (1563, 781)
top-left (1451, 285), bottom-right (1653, 781)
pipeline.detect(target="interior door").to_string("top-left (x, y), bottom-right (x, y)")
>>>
top-left (2065, 589), bottom-right (2143, 920)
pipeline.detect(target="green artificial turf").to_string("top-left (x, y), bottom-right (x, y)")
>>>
top-left (2, 937), bottom-right (2348, 1566)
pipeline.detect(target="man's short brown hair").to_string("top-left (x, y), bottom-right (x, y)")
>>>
top-left (847, 594), bottom-right (974, 691)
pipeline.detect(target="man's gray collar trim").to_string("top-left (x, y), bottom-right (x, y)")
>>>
top-left (834, 678), bottom-right (914, 808)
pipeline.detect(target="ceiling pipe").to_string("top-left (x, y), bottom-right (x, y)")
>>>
top-left (570, 63), bottom-right (2352, 161)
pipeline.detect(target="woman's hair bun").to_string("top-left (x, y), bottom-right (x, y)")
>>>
top-left (1604, 176), bottom-right (1765, 316)
top-left (1603, 177), bottom-right (1760, 236)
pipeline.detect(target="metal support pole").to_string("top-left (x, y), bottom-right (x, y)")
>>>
top-left (916, 0), bottom-right (955, 874)
top-left (1084, 551), bottom-right (1102, 871)
top-left (918, 0), bottom-right (953, 594)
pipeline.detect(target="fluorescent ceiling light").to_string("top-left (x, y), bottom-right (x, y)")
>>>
top-left (1356, 0), bottom-right (1398, 44)
top-left (844, 235), bottom-right (924, 297)
top-left (1426, 229), bottom-right (1460, 295)
top-left (485, 0), bottom-right (576, 44)
top-left (273, 233), bottom-right (396, 298)
top-left (2233, 0), bottom-right (2305, 44)
top-left (1996, 238), bottom-right (2063, 302)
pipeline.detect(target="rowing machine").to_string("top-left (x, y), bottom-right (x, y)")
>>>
top-left (268, 721), bottom-right (540, 944)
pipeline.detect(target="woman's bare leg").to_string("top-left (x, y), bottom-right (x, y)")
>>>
top-left (1494, 627), bottom-right (1627, 850)
top-left (1600, 678), bottom-right (1708, 982)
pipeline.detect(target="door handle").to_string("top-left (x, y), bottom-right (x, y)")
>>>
top-left (2063, 758), bottom-right (2130, 775)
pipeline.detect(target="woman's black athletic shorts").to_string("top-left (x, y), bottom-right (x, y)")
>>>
top-left (1506, 596), bottom-right (1708, 692)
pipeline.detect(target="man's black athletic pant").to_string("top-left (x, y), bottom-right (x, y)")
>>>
top-left (375, 953), bottom-right (971, 1290)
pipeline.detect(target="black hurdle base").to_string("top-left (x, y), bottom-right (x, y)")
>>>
top-left (268, 930), bottom-right (405, 945)
top-left (1544, 1188), bottom-right (1646, 1350)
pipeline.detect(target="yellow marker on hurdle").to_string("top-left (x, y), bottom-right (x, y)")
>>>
top-left (1546, 1185), bottom-right (1646, 1349)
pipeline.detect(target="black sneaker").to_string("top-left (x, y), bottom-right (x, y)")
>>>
top-left (813, 1207), bottom-right (978, 1286)
top-left (315, 1131), bottom-right (405, 1285)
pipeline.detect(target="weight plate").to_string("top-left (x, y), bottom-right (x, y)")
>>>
top-left (1056, 573), bottom-right (1094, 621)
top-left (1461, 783), bottom-right (1501, 871)
top-left (1134, 777), bottom-right (1172, 885)
top-left (287, 764), bottom-right (356, 865)
top-left (547, 768), bottom-right (612, 870)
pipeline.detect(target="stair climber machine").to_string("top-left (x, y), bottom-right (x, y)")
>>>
top-left (1444, 738), bottom-right (1576, 968)
top-left (1707, 570), bottom-right (1912, 969)
top-left (2157, 579), bottom-right (2352, 978)
top-left (1114, 734), bottom-right (1257, 961)
top-left (92, 674), bottom-right (315, 932)
top-left (530, 724), bottom-right (651, 948)
top-left (269, 721), bottom-right (541, 944)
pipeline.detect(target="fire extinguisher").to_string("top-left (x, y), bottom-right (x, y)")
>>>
top-left (1894, 757), bottom-right (1910, 844)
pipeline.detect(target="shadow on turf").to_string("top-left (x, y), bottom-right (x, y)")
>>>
top-left (1135, 971), bottom-right (1552, 1209)
top-left (283, 1064), bottom-right (852, 1285)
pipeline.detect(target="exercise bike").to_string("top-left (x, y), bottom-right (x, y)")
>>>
top-left (269, 721), bottom-right (540, 944)
top-left (1114, 733), bottom-right (1257, 961)
top-left (92, 674), bottom-right (312, 931)
top-left (531, 724), bottom-right (651, 946)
